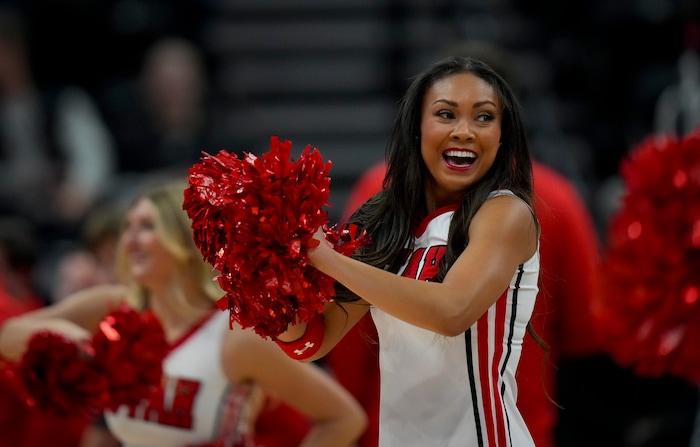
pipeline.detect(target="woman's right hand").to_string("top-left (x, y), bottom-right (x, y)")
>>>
top-left (34, 318), bottom-right (93, 343)
top-left (0, 317), bottom-right (92, 362)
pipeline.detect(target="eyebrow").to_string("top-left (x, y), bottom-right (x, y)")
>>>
top-left (432, 99), bottom-right (498, 108)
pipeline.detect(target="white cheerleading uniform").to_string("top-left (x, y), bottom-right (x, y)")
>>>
top-left (370, 191), bottom-right (539, 447)
top-left (105, 311), bottom-right (256, 447)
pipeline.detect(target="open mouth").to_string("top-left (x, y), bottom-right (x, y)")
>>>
top-left (443, 149), bottom-right (476, 168)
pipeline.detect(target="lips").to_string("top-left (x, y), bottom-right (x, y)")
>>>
top-left (443, 149), bottom-right (476, 168)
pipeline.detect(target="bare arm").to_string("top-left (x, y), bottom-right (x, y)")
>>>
top-left (0, 284), bottom-right (127, 361)
top-left (223, 327), bottom-right (367, 447)
top-left (277, 298), bottom-right (371, 362)
top-left (79, 417), bottom-right (122, 447)
top-left (308, 195), bottom-right (538, 337)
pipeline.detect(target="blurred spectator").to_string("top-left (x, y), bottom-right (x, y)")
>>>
top-left (50, 200), bottom-right (124, 302)
top-left (653, 22), bottom-right (700, 136)
top-left (0, 6), bottom-right (117, 244)
top-left (0, 217), bottom-right (44, 315)
top-left (0, 217), bottom-right (89, 447)
top-left (100, 36), bottom-right (238, 200)
top-left (596, 22), bottom-right (700, 246)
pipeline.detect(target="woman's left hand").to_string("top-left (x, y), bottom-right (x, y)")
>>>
top-left (307, 226), bottom-right (331, 269)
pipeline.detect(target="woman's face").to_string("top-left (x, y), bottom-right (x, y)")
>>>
top-left (120, 197), bottom-right (175, 289)
top-left (420, 72), bottom-right (502, 207)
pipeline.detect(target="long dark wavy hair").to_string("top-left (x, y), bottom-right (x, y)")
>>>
top-left (338, 56), bottom-right (537, 300)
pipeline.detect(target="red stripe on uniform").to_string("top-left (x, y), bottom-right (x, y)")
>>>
top-left (477, 289), bottom-right (510, 447)
top-left (477, 313), bottom-right (496, 446)
top-left (492, 291), bottom-right (509, 447)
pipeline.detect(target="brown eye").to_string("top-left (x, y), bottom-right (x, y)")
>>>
top-left (475, 112), bottom-right (495, 123)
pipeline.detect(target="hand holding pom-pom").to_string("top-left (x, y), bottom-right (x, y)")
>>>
top-left (14, 304), bottom-right (168, 416)
top-left (92, 304), bottom-right (168, 411)
top-left (16, 330), bottom-right (108, 418)
top-left (184, 137), bottom-right (369, 338)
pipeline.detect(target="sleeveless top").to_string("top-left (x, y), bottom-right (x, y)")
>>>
top-left (370, 190), bottom-right (539, 447)
top-left (105, 311), bottom-right (257, 447)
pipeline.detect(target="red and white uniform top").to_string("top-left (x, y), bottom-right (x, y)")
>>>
top-left (371, 190), bottom-right (539, 447)
top-left (105, 311), bottom-right (256, 447)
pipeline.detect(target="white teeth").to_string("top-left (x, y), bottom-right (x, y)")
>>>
top-left (444, 149), bottom-right (476, 159)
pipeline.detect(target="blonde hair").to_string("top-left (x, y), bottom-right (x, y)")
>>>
top-left (115, 181), bottom-right (223, 309)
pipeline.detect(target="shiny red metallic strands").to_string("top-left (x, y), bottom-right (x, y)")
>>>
top-left (184, 136), bottom-right (369, 339)
top-left (13, 304), bottom-right (167, 416)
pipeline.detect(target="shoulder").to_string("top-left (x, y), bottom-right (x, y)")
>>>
top-left (478, 194), bottom-right (535, 230)
top-left (472, 191), bottom-right (538, 258)
top-left (482, 189), bottom-right (536, 224)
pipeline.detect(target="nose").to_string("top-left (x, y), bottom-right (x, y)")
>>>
top-left (450, 119), bottom-right (475, 141)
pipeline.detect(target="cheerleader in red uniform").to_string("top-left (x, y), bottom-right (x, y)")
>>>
top-left (0, 182), bottom-right (366, 447)
top-left (276, 56), bottom-right (541, 447)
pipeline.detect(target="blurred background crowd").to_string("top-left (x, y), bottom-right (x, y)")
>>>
top-left (0, 0), bottom-right (698, 446)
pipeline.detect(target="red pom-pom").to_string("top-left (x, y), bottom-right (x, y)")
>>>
top-left (16, 331), bottom-right (107, 418)
top-left (14, 305), bottom-right (168, 416)
top-left (184, 137), bottom-right (369, 338)
top-left (597, 128), bottom-right (700, 384)
top-left (324, 222), bottom-right (372, 257)
top-left (92, 304), bottom-right (168, 411)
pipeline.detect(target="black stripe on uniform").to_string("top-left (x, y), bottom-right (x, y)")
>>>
top-left (465, 328), bottom-right (484, 447)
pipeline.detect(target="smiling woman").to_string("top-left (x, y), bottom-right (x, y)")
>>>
top-left (419, 72), bottom-right (502, 207)
top-left (0, 181), bottom-right (366, 447)
top-left (273, 56), bottom-right (540, 447)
